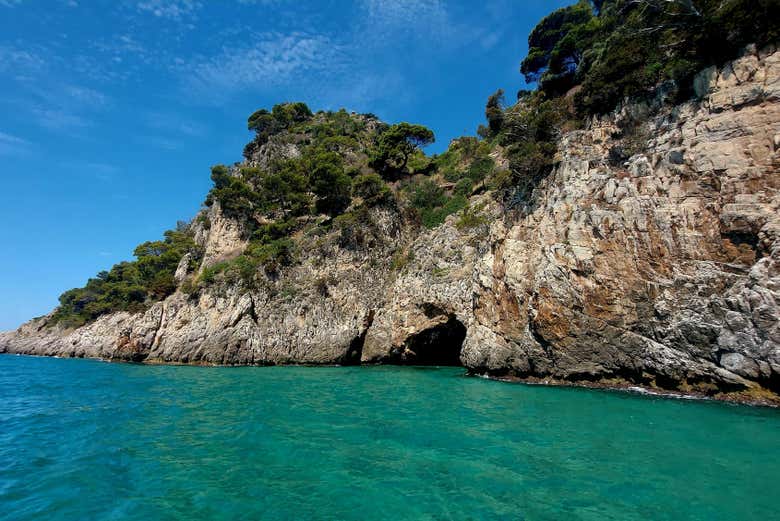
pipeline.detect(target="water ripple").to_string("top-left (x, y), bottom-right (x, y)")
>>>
top-left (1, 356), bottom-right (779, 520)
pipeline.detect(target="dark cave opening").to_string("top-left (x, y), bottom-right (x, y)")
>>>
top-left (400, 316), bottom-right (467, 366)
top-left (342, 330), bottom-right (366, 366)
top-left (342, 310), bottom-right (375, 366)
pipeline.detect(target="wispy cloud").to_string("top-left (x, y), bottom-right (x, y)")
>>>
top-left (65, 161), bottom-right (121, 181)
top-left (145, 111), bottom-right (208, 137)
top-left (479, 30), bottom-right (502, 50)
top-left (31, 108), bottom-right (91, 131)
top-left (0, 45), bottom-right (45, 74)
top-left (93, 34), bottom-right (151, 64)
top-left (356, 0), bottom-right (497, 59)
top-left (0, 38), bottom-right (112, 133)
top-left (26, 84), bottom-right (110, 132)
top-left (136, 0), bottom-right (201, 21)
top-left (62, 85), bottom-right (109, 107)
top-left (236, 0), bottom-right (287, 4)
top-left (138, 135), bottom-right (182, 150)
top-left (358, 0), bottom-right (452, 44)
top-left (0, 0), bottom-right (24, 7)
top-left (0, 131), bottom-right (32, 155)
top-left (182, 31), bottom-right (342, 101)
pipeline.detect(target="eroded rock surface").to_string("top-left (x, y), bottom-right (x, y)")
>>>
top-left (2, 48), bottom-right (778, 404)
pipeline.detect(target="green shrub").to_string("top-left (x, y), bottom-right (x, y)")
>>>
top-left (251, 220), bottom-right (294, 243)
top-left (205, 165), bottom-right (260, 222)
top-left (180, 278), bottom-right (198, 296)
top-left (196, 213), bottom-right (211, 230)
top-left (369, 122), bottom-right (435, 179)
top-left (406, 178), bottom-right (469, 229)
top-left (431, 266), bottom-right (449, 278)
top-left (309, 151), bottom-right (351, 216)
top-left (390, 249), bottom-right (414, 271)
top-left (334, 207), bottom-right (373, 250)
top-left (246, 238), bottom-right (296, 275)
top-left (456, 202), bottom-right (490, 230)
top-left (247, 102), bottom-right (313, 146)
top-left (520, 0), bottom-right (780, 116)
top-left (352, 173), bottom-right (392, 206)
top-left (485, 89), bottom-right (506, 135)
top-left (467, 156), bottom-right (494, 182)
top-left (410, 179), bottom-right (446, 210)
top-left (52, 228), bottom-right (203, 327)
top-left (454, 178), bottom-right (474, 197)
top-left (199, 261), bottom-right (230, 286)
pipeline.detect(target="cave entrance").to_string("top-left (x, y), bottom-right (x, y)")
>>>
top-left (400, 316), bottom-right (466, 366)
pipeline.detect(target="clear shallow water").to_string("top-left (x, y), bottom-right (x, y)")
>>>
top-left (1, 356), bottom-right (778, 521)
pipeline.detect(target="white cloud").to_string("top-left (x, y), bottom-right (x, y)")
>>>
top-left (236, 0), bottom-right (286, 4)
top-left (0, 46), bottom-right (45, 73)
top-left (63, 85), bottom-right (109, 107)
top-left (31, 108), bottom-right (91, 131)
top-left (14, 84), bottom-right (111, 133)
top-left (183, 31), bottom-right (343, 100)
top-left (0, 0), bottom-right (23, 7)
top-left (358, 0), bottom-right (452, 42)
top-left (136, 0), bottom-right (201, 21)
top-left (355, 0), bottom-right (494, 59)
top-left (0, 131), bottom-right (32, 155)
top-left (361, 0), bottom-right (446, 22)
top-left (65, 161), bottom-right (120, 181)
top-left (94, 34), bottom-right (150, 62)
top-left (0, 131), bottom-right (28, 144)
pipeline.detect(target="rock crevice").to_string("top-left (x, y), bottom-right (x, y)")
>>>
top-left (1, 49), bottom-right (779, 404)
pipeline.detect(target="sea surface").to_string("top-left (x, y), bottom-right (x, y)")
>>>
top-left (1, 355), bottom-right (779, 520)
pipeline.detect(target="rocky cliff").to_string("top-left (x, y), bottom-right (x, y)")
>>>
top-left (2, 47), bottom-right (779, 404)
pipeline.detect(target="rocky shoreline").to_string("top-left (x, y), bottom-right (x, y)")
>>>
top-left (4, 350), bottom-right (778, 407)
top-left (2, 47), bottom-right (779, 405)
top-left (477, 372), bottom-right (780, 408)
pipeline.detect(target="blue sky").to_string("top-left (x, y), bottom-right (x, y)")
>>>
top-left (0, 0), bottom-right (570, 330)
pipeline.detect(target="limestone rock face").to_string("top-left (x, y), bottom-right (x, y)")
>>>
top-left (196, 202), bottom-right (248, 268)
top-left (2, 48), bottom-right (778, 403)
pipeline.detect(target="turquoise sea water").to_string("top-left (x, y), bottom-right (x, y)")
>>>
top-left (1, 355), bottom-right (778, 520)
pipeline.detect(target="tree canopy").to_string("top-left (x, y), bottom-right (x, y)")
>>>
top-left (519, 0), bottom-right (780, 115)
top-left (485, 89), bottom-right (506, 136)
top-left (369, 123), bottom-right (435, 179)
top-left (247, 102), bottom-right (313, 145)
top-left (52, 229), bottom-right (202, 328)
top-left (53, 0), bottom-right (780, 328)
top-left (520, 1), bottom-right (596, 95)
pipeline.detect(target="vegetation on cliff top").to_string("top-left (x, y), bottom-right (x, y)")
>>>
top-left (49, 0), bottom-right (774, 327)
top-left (52, 227), bottom-right (203, 328)
top-left (522, 0), bottom-right (778, 114)
top-left (486, 0), bottom-right (778, 211)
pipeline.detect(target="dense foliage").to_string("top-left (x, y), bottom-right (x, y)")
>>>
top-left (485, 0), bottom-right (776, 211)
top-left (51, 1), bottom-right (774, 326)
top-left (521, 0), bottom-right (779, 115)
top-left (368, 123), bottom-right (435, 179)
top-left (52, 228), bottom-right (202, 328)
top-left (246, 102), bottom-right (312, 146)
top-left (201, 104), bottom-right (441, 287)
top-left (54, 102), bottom-right (443, 320)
